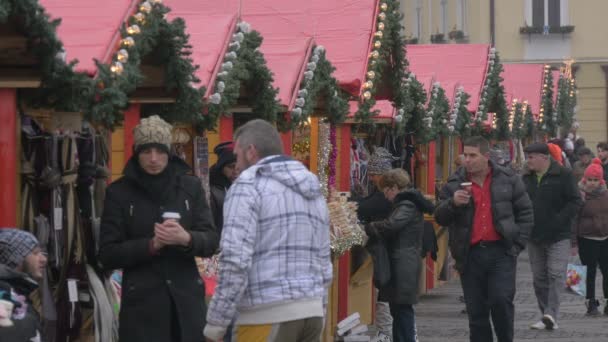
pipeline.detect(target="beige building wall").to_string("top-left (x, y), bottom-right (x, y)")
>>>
top-left (401, 0), bottom-right (608, 146)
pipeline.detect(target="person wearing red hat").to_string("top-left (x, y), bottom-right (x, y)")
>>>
top-left (576, 158), bottom-right (608, 316)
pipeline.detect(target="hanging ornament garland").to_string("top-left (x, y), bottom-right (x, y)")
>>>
top-left (282, 46), bottom-right (349, 131)
top-left (472, 47), bottom-right (509, 140)
top-left (509, 99), bottom-right (526, 139)
top-left (396, 72), bottom-right (428, 139)
top-left (317, 122), bottom-right (332, 198)
top-left (537, 64), bottom-right (556, 136)
top-left (205, 22), bottom-right (281, 130)
top-left (0, 0), bottom-right (94, 112)
top-left (354, 0), bottom-right (409, 131)
top-left (453, 86), bottom-right (472, 137)
top-left (328, 125), bottom-right (337, 190)
top-left (89, 0), bottom-right (205, 129)
top-left (328, 193), bottom-right (365, 256)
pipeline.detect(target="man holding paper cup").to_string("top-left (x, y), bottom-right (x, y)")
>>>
top-left (98, 116), bottom-right (218, 342)
top-left (434, 136), bottom-right (533, 342)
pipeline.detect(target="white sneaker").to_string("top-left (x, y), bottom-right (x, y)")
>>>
top-left (530, 320), bottom-right (545, 329)
top-left (542, 314), bottom-right (558, 330)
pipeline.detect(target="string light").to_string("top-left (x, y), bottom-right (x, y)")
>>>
top-left (363, 91), bottom-right (372, 100)
top-left (133, 12), bottom-right (146, 23)
top-left (127, 25), bottom-right (141, 35)
top-left (380, 3), bottom-right (388, 11)
top-left (139, 1), bottom-right (152, 13)
top-left (121, 37), bottom-right (135, 47)
top-left (117, 49), bottom-right (129, 63)
top-left (110, 62), bottom-right (124, 75)
top-left (366, 71), bottom-right (376, 79)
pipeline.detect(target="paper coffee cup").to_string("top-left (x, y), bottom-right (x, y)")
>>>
top-left (460, 182), bottom-right (472, 193)
top-left (162, 212), bottom-right (181, 222)
top-left (0, 299), bottom-right (14, 327)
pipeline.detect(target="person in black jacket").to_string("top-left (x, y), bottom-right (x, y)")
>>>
top-left (98, 115), bottom-right (218, 342)
top-left (434, 136), bottom-right (533, 342)
top-left (366, 169), bottom-right (434, 342)
top-left (522, 142), bottom-right (582, 331)
top-left (0, 229), bottom-right (48, 342)
top-left (209, 141), bottom-right (237, 234)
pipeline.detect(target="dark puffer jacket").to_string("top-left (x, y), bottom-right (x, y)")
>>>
top-left (98, 156), bottom-right (218, 342)
top-left (577, 183), bottom-right (608, 238)
top-left (209, 165), bottom-right (231, 234)
top-left (0, 265), bottom-right (41, 342)
top-left (434, 161), bottom-right (534, 274)
top-left (366, 189), bottom-right (434, 304)
top-left (522, 159), bottom-right (582, 243)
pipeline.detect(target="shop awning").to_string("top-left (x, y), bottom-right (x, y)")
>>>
top-left (407, 44), bottom-right (491, 111)
top-left (40, 0), bottom-right (136, 75)
top-left (164, 0), bottom-right (237, 97)
top-left (502, 64), bottom-right (544, 114)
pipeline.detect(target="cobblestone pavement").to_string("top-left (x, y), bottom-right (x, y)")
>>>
top-left (415, 251), bottom-right (608, 342)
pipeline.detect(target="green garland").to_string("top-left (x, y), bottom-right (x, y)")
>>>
top-left (537, 67), bottom-right (556, 136)
top-left (453, 88), bottom-right (472, 138)
top-left (423, 82), bottom-right (450, 143)
top-left (395, 73), bottom-right (427, 138)
top-left (206, 26), bottom-right (281, 131)
top-left (89, 1), bottom-right (205, 129)
top-left (510, 101), bottom-right (525, 139)
top-left (472, 48), bottom-right (508, 140)
top-left (354, 0), bottom-right (408, 131)
top-left (283, 47), bottom-right (349, 131)
top-left (0, 0), bottom-right (94, 112)
top-left (555, 73), bottom-right (577, 133)
top-left (523, 103), bottom-right (535, 139)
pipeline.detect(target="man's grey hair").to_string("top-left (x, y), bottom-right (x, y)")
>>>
top-left (234, 119), bottom-right (284, 158)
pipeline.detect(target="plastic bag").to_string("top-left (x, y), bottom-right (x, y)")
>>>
top-left (566, 263), bottom-right (587, 297)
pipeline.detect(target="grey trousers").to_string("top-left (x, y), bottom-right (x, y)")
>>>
top-left (375, 288), bottom-right (394, 337)
top-left (528, 239), bottom-right (571, 319)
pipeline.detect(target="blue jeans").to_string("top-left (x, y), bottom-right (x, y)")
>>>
top-left (389, 303), bottom-right (416, 342)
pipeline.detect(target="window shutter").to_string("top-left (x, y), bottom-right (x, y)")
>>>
top-left (548, 0), bottom-right (561, 27)
top-left (532, 0), bottom-right (545, 27)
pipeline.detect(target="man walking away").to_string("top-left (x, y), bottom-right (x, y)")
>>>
top-left (204, 119), bottom-right (333, 342)
top-left (572, 147), bottom-right (593, 183)
top-left (522, 142), bottom-right (582, 330)
top-left (434, 136), bottom-right (533, 342)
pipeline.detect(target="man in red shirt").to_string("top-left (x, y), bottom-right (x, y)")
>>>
top-left (435, 136), bottom-right (534, 342)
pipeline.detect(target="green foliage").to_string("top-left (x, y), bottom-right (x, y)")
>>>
top-left (555, 74), bottom-right (577, 133)
top-left (395, 73), bottom-right (427, 138)
top-left (453, 90), bottom-right (472, 138)
top-left (510, 101), bottom-right (525, 139)
top-left (537, 69), bottom-right (556, 136)
top-left (206, 29), bottom-right (281, 131)
top-left (89, 2), bottom-right (205, 129)
top-left (472, 49), bottom-right (509, 140)
top-left (282, 47), bottom-right (349, 131)
top-left (354, 0), bottom-right (408, 131)
top-left (425, 83), bottom-right (451, 142)
top-left (0, 0), bottom-right (94, 112)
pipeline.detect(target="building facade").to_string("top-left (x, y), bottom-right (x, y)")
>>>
top-left (401, 0), bottom-right (608, 147)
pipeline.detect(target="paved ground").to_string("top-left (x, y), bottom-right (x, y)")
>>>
top-left (416, 251), bottom-right (608, 342)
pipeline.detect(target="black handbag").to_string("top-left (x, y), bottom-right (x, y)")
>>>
top-left (366, 236), bottom-right (391, 288)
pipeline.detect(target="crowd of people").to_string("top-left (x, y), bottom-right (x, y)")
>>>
top-left (1, 115), bottom-right (608, 342)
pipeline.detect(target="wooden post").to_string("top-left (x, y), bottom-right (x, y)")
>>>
top-left (0, 89), bottom-right (17, 227)
top-left (337, 125), bottom-right (351, 321)
top-left (427, 141), bottom-right (436, 196)
top-left (281, 132), bottom-right (292, 155)
top-left (219, 116), bottom-right (233, 142)
top-left (123, 104), bottom-right (140, 161)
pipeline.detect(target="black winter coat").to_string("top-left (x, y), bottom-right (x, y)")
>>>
top-left (357, 190), bottom-right (392, 223)
top-left (522, 160), bottom-right (583, 243)
top-left (0, 265), bottom-right (41, 342)
top-left (209, 165), bottom-right (230, 234)
top-left (98, 156), bottom-right (219, 342)
top-left (366, 189), bottom-right (434, 304)
top-left (434, 161), bottom-right (534, 274)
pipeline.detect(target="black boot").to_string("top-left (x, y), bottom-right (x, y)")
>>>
top-left (586, 299), bottom-right (600, 316)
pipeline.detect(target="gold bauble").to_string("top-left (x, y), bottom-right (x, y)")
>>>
top-left (374, 41), bottom-right (381, 49)
top-left (370, 50), bottom-right (379, 59)
top-left (110, 62), bottom-right (124, 75)
top-left (367, 71), bottom-right (376, 79)
top-left (140, 1), bottom-right (152, 13)
top-left (121, 37), bottom-right (135, 47)
top-left (127, 25), bottom-right (141, 35)
top-left (133, 12), bottom-right (146, 23)
top-left (375, 31), bottom-right (383, 38)
top-left (363, 91), bottom-right (372, 100)
top-left (378, 22), bottom-right (385, 31)
top-left (380, 3), bottom-right (388, 11)
top-left (117, 49), bottom-right (129, 63)
top-left (378, 12), bottom-right (386, 21)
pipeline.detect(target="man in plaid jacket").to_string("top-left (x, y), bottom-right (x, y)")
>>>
top-left (204, 119), bottom-right (333, 342)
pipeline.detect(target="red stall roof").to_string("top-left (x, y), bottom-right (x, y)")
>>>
top-left (240, 0), bottom-right (316, 108)
top-left (40, 0), bottom-right (136, 75)
top-left (165, 0), bottom-right (237, 97)
top-left (310, 0), bottom-right (379, 96)
top-left (346, 100), bottom-right (395, 122)
top-left (502, 64), bottom-right (544, 114)
top-left (407, 44), bottom-right (490, 111)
